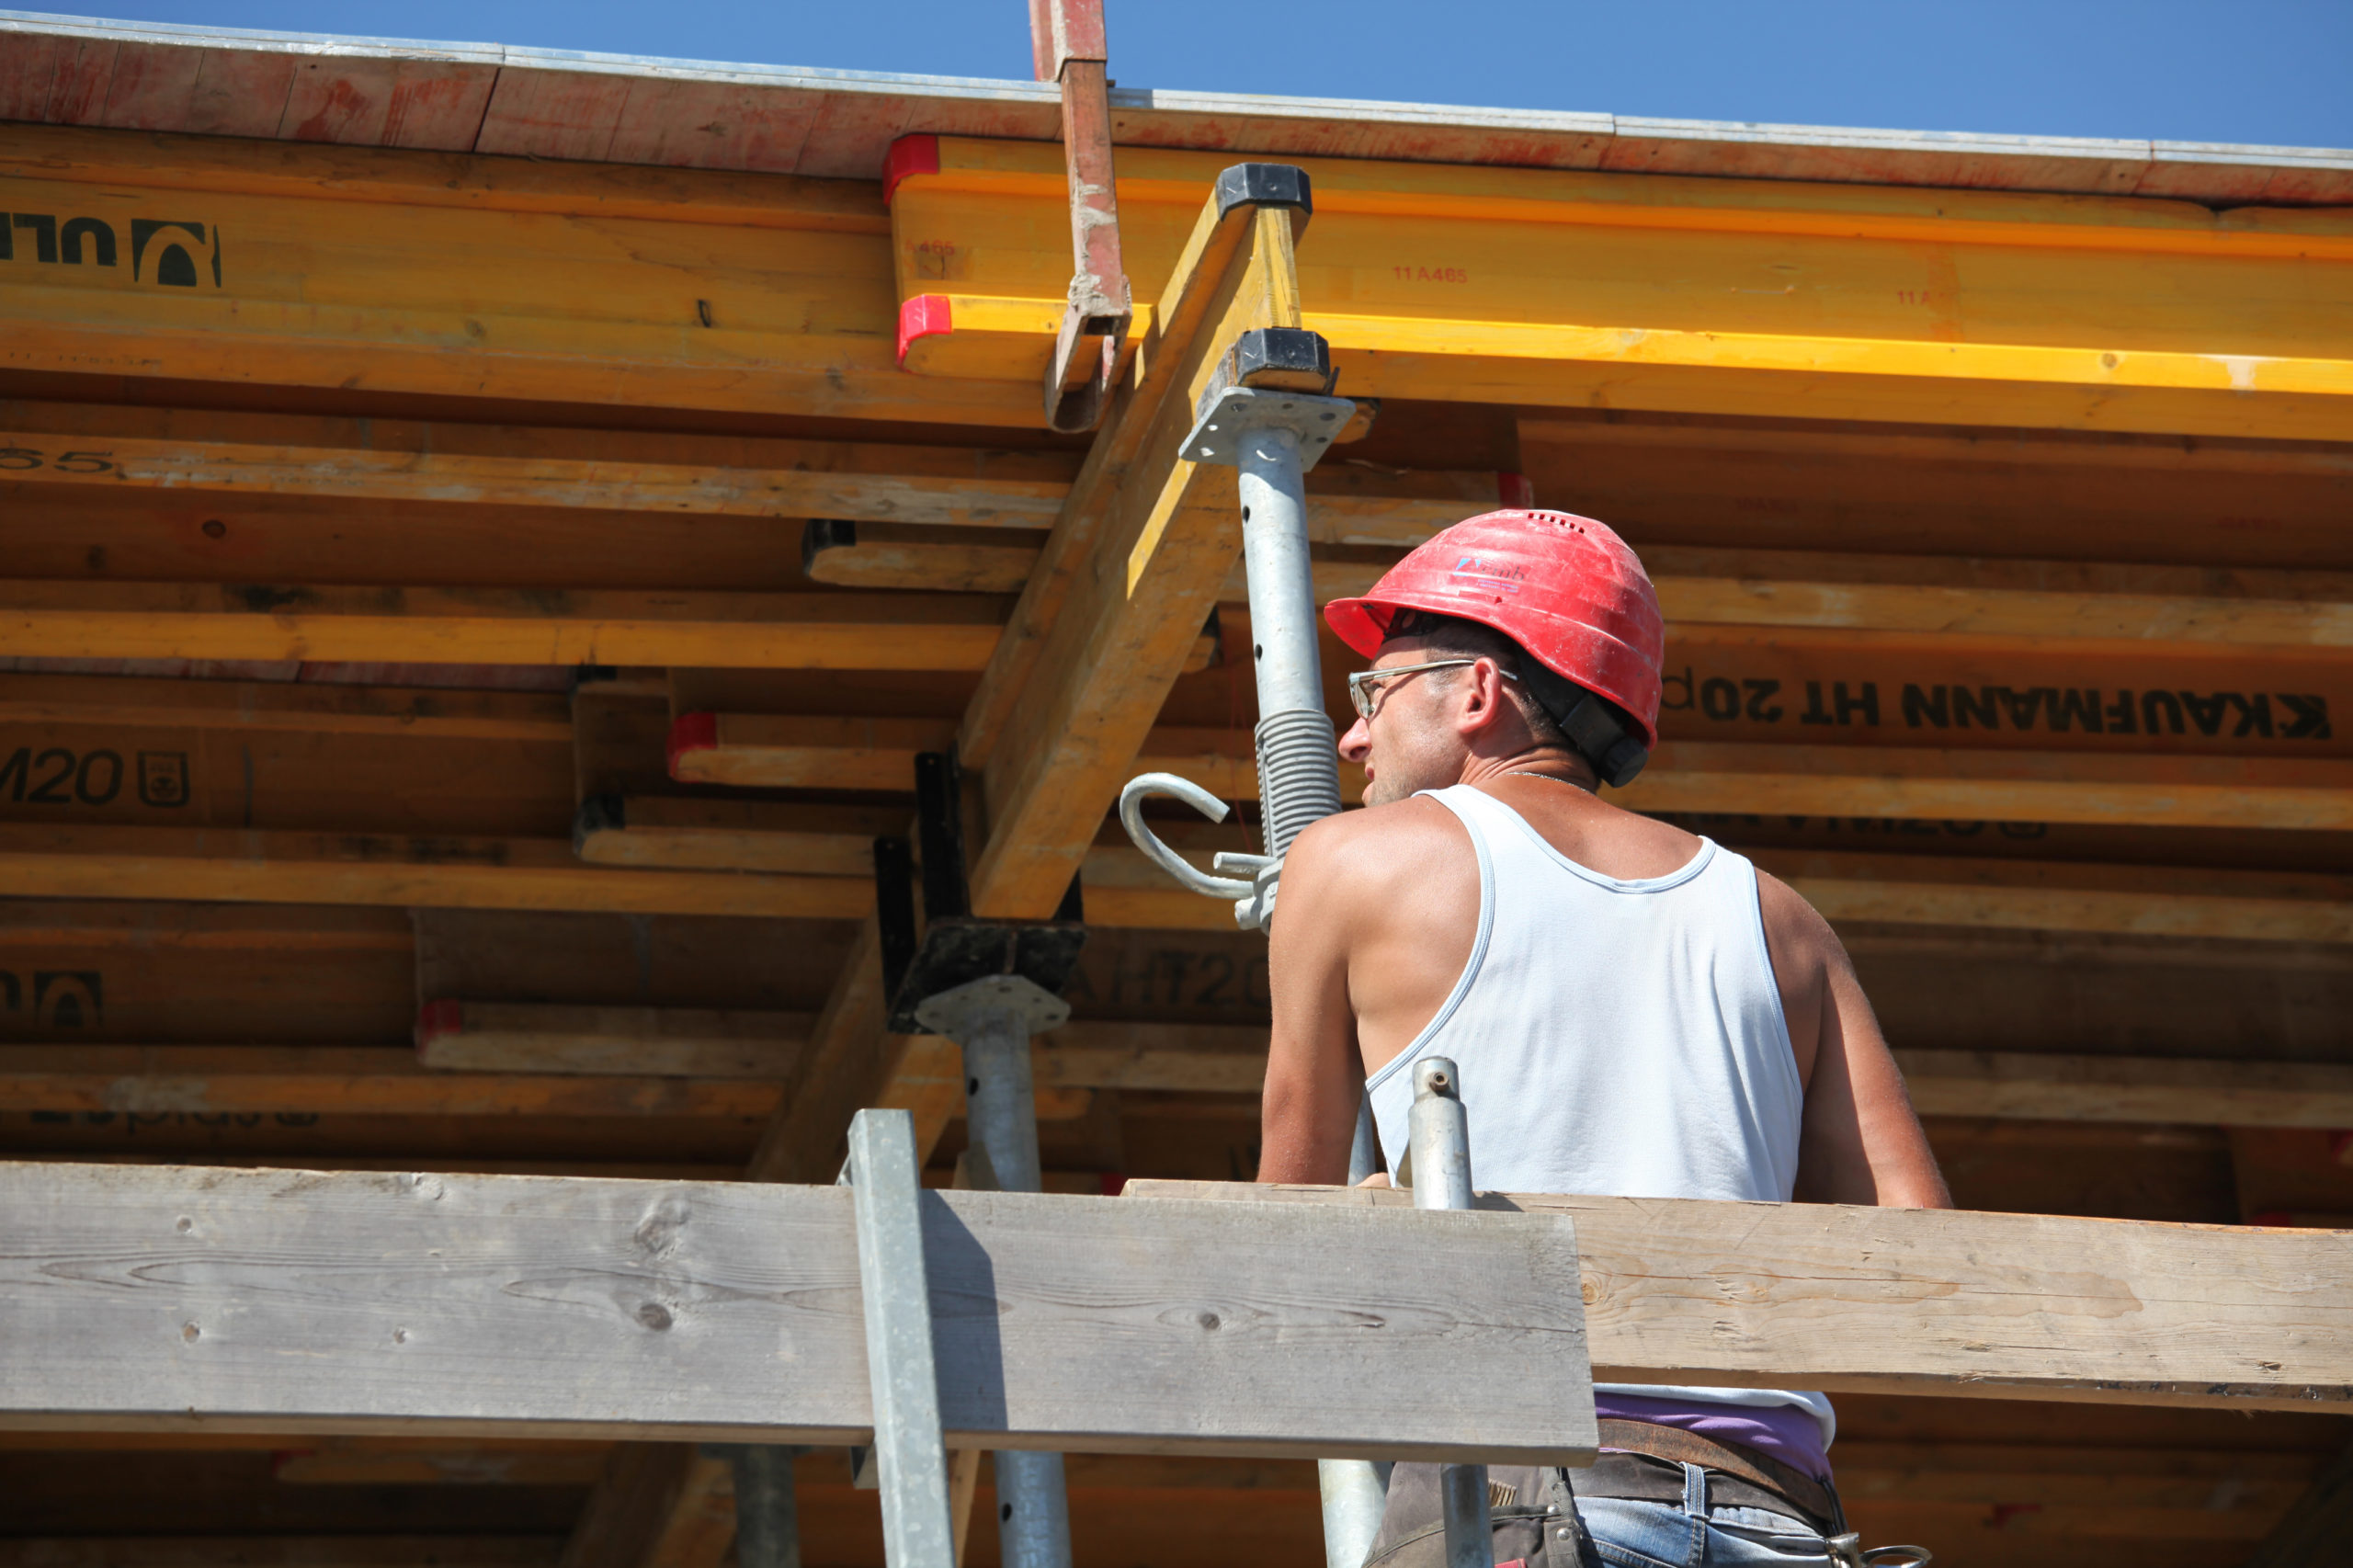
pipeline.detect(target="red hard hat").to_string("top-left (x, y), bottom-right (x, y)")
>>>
top-left (1324, 509), bottom-right (1665, 747)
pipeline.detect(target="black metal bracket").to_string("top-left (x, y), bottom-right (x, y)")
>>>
top-left (874, 752), bottom-right (1086, 1034)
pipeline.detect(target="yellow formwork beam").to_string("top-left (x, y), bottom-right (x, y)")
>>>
top-left (890, 137), bottom-right (2353, 441)
top-left (0, 126), bottom-right (1031, 426)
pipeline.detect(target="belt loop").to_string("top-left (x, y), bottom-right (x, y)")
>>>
top-left (1680, 1460), bottom-right (1706, 1518)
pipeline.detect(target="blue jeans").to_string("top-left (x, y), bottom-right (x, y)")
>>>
top-left (1577, 1461), bottom-right (1835, 1567)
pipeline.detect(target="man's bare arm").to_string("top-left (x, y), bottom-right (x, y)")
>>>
top-left (1256, 817), bottom-right (1373, 1186)
top-left (1762, 874), bottom-right (1953, 1209)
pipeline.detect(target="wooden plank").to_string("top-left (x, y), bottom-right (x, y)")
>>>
top-left (0, 1161), bottom-right (1595, 1461)
top-left (667, 719), bottom-right (1350, 801)
top-left (574, 800), bottom-right (902, 876)
top-left (1622, 744), bottom-right (2353, 830)
top-left (892, 138), bottom-right (2353, 442)
top-left (419, 1005), bottom-right (1262, 1093)
top-left (0, 400), bottom-right (1074, 528)
top-left (417, 1003), bottom-right (813, 1078)
top-left (1762, 849), bottom-right (2353, 945)
top-left (0, 583), bottom-right (1007, 671)
top-left (0, 673), bottom-right (573, 743)
top-left (413, 1010), bottom-right (2353, 1126)
top-left (1127, 1180), bottom-right (2353, 1413)
top-left (0, 399), bottom-right (1489, 539)
top-left (0, 824), bottom-right (872, 917)
top-left (0, 124), bottom-right (1032, 427)
top-left (1516, 412), bottom-right (2353, 570)
top-left (1897, 1051), bottom-right (2353, 1128)
top-left (0, 1043), bottom-right (787, 1118)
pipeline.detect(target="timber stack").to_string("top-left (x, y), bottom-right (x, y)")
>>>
top-left (0, 7), bottom-right (2349, 1568)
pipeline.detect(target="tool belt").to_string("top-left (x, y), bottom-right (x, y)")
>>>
top-left (1361, 1422), bottom-right (1844, 1568)
top-left (1594, 1417), bottom-right (1842, 1533)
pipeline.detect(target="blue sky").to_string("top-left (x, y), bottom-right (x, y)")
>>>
top-left (37, 1), bottom-right (2353, 149)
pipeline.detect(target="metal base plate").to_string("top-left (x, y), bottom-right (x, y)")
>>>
top-left (913, 973), bottom-right (1072, 1039)
top-left (885, 916), bottom-right (1086, 1034)
top-left (1181, 387), bottom-right (1357, 472)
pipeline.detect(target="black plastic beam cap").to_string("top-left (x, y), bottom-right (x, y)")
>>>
top-left (1214, 163), bottom-right (1313, 222)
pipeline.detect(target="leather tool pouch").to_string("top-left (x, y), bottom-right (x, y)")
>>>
top-left (1361, 1463), bottom-right (1598, 1568)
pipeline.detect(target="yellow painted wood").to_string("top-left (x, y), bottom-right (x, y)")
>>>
top-left (0, 126), bottom-right (1031, 426)
top-left (0, 582), bottom-right (1008, 669)
top-left (892, 138), bottom-right (2353, 439)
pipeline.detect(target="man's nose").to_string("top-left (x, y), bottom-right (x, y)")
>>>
top-left (1336, 715), bottom-right (1372, 761)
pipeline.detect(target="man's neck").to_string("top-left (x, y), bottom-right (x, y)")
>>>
top-left (1457, 743), bottom-right (1599, 793)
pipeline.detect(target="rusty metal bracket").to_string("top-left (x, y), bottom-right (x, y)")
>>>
top-left (1031, 0), bottom-right (1132, 434)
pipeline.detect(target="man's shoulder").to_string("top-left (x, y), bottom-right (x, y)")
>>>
top-left (1286, 794), bottom-right (1469, 886)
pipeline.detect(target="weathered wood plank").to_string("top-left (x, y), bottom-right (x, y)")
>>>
top-left (0, 1161), bottom-right (1594, 1462)
top-left (417, 1003), bottom-right (813, 1079)
top-left (0, 1044), bottom-right (786, 1119)
top-left (0, 399), bottom-right (1484, 540)
top-left (0, 584), bottom-right (1007, 671)
top-left (1128, 1181), bottom-right (2353, 1414)
top-left (0, 824), bottom-right (871, 917)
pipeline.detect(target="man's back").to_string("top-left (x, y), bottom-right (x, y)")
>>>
top-left (1342, 780), bottom-right (1804, 1205)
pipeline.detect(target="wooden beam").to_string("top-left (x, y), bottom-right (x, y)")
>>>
top-left (1129, 1179), bottom-right (2353, 1412)
top-left (0, 1161), bottom-right (1596, 1460)
top-left (667, 712), bottom-right (2352, 829)
top-left (0, 1044), bottom-right (788, 1119)
top-left (0, 583), bottom-right (1007, 670)
top-left (0, 125), bottom-right (1031, 428)
top-left (671, 715), bottom-right (1352, 801)
top-left (1761, 849), bottom-right (2353, 945)
top-left (0, 400), bottom-right (1074, 528)
top-left (963, 183), bottom-right (1313, 915)
top-left (892, 137), bottom-right (2353, 442)
top-left (414, 1004), bottom-right (2353, 1129)
top-left (0, 824), bottom-right (870, 917)
top-left (1622, 744), bottom-right (2353, 831)
top-left (0, 399), bottom-right (1493, 541)
top-left (11, 1161), bottom-right (2350, 1437)
top-left (421, 1005), bottom-right (1260, 1094)
top-left (0, 673), bottom-right (574, 743)
top-left (417, 1003), bottom-right (811, 1079)
top-left (1898, 1051), bottom-right (2353, 1128)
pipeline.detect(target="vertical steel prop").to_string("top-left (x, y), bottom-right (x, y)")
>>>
top-left (1410, 1059), bottom-right (1495, 1568)
top-left (724, 1445), bottom-right (804, 1568)
top-left (915, 975), bottom-right (1077, 1568)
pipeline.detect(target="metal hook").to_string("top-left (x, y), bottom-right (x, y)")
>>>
top-left (1118, 773), bottom-right (1255, 899)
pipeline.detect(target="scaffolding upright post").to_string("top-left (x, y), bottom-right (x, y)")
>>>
top-left (1410, 1059), bottom-right (1493, 1568)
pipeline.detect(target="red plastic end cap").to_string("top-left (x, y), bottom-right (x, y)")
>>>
top-left (882, 134), bottom-right (940, 207)
top-left (896, 294), bottom-right (953, 368)
top-left (2248, 1209), bottom-right (2293, 1228)
top-left (666, 710), bottom-right (719, 779)
top-left (415, 998), bottom-right (462, 1051)
top-left (2329, 1129), bottom-right (2353, 1165)
top-left (1497, 471), bottom-right (1536, 509)
top-left (1097, 1172), bottom-right (1129, 1198)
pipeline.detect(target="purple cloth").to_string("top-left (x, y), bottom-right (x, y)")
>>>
top-left (1595, 1392), bottom-right (1834, 1482)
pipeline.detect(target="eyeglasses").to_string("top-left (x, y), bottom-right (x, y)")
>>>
top-left (1346, 658), bottom-right (1519, 719)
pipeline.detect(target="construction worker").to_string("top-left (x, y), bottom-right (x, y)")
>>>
top-left (1257, 509), bottom-right (1952, 1567)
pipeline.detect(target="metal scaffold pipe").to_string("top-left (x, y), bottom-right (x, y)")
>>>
top-left (1237, 423), bottom-right (1344, 859)
top-left (1411, 1058), bottom-right (1493, 1568)
top-left (915, 975), bottom-right (1077, 1568)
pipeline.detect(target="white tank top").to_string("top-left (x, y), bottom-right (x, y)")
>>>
top-left (1363, 784), bottom-right (1833, 1443)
